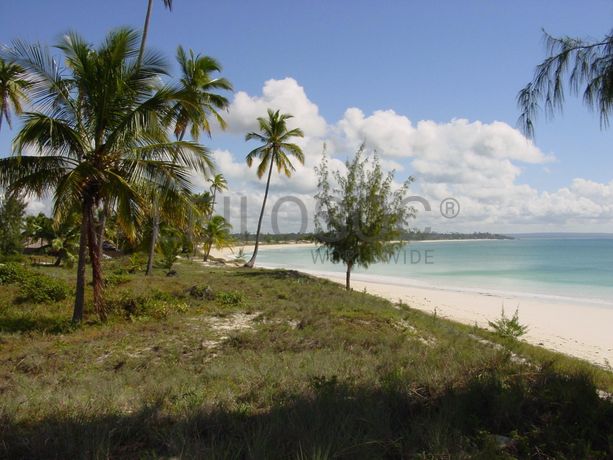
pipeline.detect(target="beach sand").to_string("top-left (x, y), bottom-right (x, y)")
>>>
top-left (210, 243), bottom-right (613, 367)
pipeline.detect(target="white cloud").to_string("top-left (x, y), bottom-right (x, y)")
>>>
top-left (212, 78), bottom-right (613, 233)
top-left (226, 78), bottom-right (327, 138)
top-left (18, 77), bottom-right (613, 234)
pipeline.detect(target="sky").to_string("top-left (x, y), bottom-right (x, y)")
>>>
top-left (0, 0), bottom-right (612, 233)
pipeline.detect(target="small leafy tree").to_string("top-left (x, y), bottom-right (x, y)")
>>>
top-left (314, 146), bottom-right (414, 290)
top-left (0, 191), bottom-right (26, 256)
top-left (158, 226), bottom-right (183, 273)
top-left (488, 306), bottom-right (528, 339)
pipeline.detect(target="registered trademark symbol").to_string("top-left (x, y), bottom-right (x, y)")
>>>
top-left (440, 197), bottom-right (460, 218)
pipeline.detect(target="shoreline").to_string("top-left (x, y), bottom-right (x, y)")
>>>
top-left (285, 267), bottom-right (613, 367)
top-left (210, 243), bottom-right (613, 367)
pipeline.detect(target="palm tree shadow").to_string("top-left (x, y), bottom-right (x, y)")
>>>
top-left (2, 369), bottom-right (611, 459)
top-left (0, 315), bottom-right (74, 335)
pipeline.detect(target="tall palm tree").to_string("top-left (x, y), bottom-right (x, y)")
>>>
top-left (208, 173), bottom-right (228, 216)
top-left (0, 57), bottom-right (30, 132)
top-left (244, 109), bottom-right (304, 268)
top-left (172, 46), bottom-right (232, 140)
top-left (145, 46), bottom-right (231, 272)
top-left (138, 0), bottom-right (173, 65)
top-left (0, 29), bottom-right (212, 322)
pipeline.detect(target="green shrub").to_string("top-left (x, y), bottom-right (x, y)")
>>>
top-left (126, 253), bottom-right (147, 273)
top-left (16, 275), bottom-right (70, 304)
top-left (105, 272), bottom-right (131, 286)
top-left (488, 306), bottom-right (528, 339)
top-left (216, 290), bottom-right (246, 307)
top-left (0, 253), bottom-right (26, 264)
top-left (189, 285), bottom-right (215, 300)
top-left (0, 263), bottom-right (29, 284)
top-left (108, 291), bottom-right (188, 320)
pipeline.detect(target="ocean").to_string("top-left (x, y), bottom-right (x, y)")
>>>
top-left (254, 236), bottom-right (613, 308)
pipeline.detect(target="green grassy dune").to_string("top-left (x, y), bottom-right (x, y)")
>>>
top-left (0, 258), bottom-right (612, 458)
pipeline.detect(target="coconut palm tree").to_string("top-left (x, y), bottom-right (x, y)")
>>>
top-left (244, 109), bottom-right (304, 268)
top-left (171, 46), bottom-right (232, 140)
top-left (145, 47), bottom-right (231, 271)
top-left (186, 191), bottom-right (213, 257)
top-left (0, 29), bottom-right (213, 322)
top-left (208, 173), bottom-right (228, 216)
top-left (144, 183), bottom-right (196, 276)
top-left (202, 215), bottom-right (233, 261)
top-left (0, 57), bottom-right (30, 132)
top-left (138, 0), bottom-right (173, 65)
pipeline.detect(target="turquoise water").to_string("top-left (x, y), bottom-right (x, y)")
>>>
top-left (254, 237), bottom-right (613, 307)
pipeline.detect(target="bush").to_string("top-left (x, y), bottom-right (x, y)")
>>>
top-left (0, 254), bottom-right (26, 264)
top-left (488, 306), bottom-right (528, 339)
top-left (0, 263), bottom-right (29, 285)
top-left (216, 291), bottom-right (246, 307)
top-left (105, 273), bottom-right (131, 286)
top-left (16, 275), bottom-right (70, 304)
top-left (189, 285), bottom-right (215, 300)
top-left (108, 291), bottom-right (188, 320)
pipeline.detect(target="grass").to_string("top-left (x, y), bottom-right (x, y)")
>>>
top-left (0, 257), bottom-right (612, 458)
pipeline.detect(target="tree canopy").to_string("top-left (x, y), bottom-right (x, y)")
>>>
top-left (314, 146), bottom-right (414, 290)
top-left (518, 29), bottom-right (613, 137)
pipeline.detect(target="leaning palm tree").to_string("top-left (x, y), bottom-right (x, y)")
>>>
top-left (171, 46), bottom-right (232, 140)
top-left (244, 109), bottom-right (304, 268)
top-left (0, 29), bottom-right (212, 322)
top-left (208, 173), bottom-right (228, 217)
top-left (138, 0), bottom-right (173, 65)
top-left (0, 56), bottom-right (30, 132)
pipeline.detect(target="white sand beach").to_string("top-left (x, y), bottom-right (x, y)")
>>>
top-left (210, 243), bottom-right (613, 367)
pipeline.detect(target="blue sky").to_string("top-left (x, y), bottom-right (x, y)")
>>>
top-left (1, 0), bottom-right (612, 232)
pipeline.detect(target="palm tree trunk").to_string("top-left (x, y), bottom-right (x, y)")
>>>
top-left (244, 158), bottom-right (274, 268)
top-left (146, 206), bottom-right (160, 276)
top-left (210, 189), bottom-right (217, 218)
top-left (72, 207), bottom-right (89, 323)
top-left (138, 0), bottom-right (154, 65)
top-left (345, 261), bottom-right (353, 290)
top-left (97, 202), bottom-right (108, 261)
top-left (86, 204), bottom-right (105, 321)
top-left (203, 241), bottom-right (212, 261)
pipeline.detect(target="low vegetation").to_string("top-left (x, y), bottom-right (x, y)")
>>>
top-left (488, 306), bottom-right (529, 339)
top-left (0, 257), bottom-right (611, 458)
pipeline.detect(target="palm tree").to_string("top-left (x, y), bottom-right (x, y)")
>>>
top-left (138, 0), bottom-right (173, 65)
top-left (145, 46), bottom-right (231, 272)
top-left (244, 109), bottom-right (304, 268)
top-left (202, 215), bottom-right (233, 261)
top-left (0, 57), bottom-right (30, 132)
top-left (171, 46), bottom-right (232, 140)
top-left (0, 29), bottom-right (212, 322)
top-left (186, 191), bottom-right (213, 257)
top-left (145, 183), bottom-right (196, 276)
top-left (208, 173), bottom-right (228, 216)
